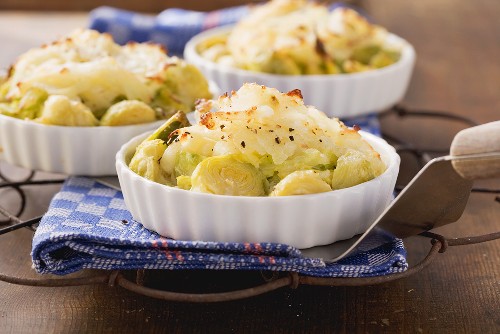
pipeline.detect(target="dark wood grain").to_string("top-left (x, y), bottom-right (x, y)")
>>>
top-left (0, 1), bottom-right (499, 333)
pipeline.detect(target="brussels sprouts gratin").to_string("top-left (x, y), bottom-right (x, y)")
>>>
top-left (129, 83), bottom-right (386, 196)
top-left (0, 29), bottom-right (211, 126)
top-left (197, 0), bottom-right (401, 75)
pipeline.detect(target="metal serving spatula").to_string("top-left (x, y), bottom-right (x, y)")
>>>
top-left (301, 121), bottom-right (500, 262)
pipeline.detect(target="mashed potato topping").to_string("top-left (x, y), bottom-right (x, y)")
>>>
top-left (0, 29), bottom-right (211, 126)
top-left (198, 0), bottom-right (401, 75)
top-left (129, 83), bottom-right (386, 196)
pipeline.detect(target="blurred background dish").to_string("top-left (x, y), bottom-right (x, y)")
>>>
top-left (185, 25), bottom-right (415, 118)
top-left (0, 29), bottom-right (213, 176)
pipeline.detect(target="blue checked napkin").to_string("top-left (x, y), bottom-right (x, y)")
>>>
top-left (31, 114), bottom-right (407, 277)
top-left (89, 6), bottom-right (249, 56)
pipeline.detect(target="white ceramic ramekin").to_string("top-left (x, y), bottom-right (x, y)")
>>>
top-left (184, 26), bottom-right (416, 118)
top-left (0, 114), bottom-right (165, 175)
top-left (116, 130), bottom-right (400, 249)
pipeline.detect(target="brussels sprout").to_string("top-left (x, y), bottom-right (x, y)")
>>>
top-left (152, 62), bottom-right (211, 119)
top-left (0, 102), bottom-right (18, 117)
top-left (100, 100), bottom-right (156, 126)
top-left (279, 47), bottom-right (327, 75)
top-left (258, 154), bottom-right (277, 178)
top-left (370, 49), bottom-right (400, 68)
top-left (322, 58), bottom-right (341, 74)
top-left (274, 148), bottom-right (335, 179)
top-left (129, 111), bottom-right (191, 181)
top-left (301, 60), bottom-right (323, 75)
top-left (129, 139), bottom-right (169, 184)
top-left (0, 87), bottom-right (48, 120)
top-left (266, 172), bottom-right (281, 193)
top-left (191, 155), bottom-right (266, 196)
top-left (261, 52), bottom-right (302, 75)
top-left (152, 86), bottom-right (188, 118)
top-left (174, 152), bottom-right (205, 178)
top-left (145, 110), bottom-right (190, 143)
top-left (34, 95), bottom-right (99, 126)
top-left (270, 170), bottom-right (332, 196)
top-left (91, 94), bottom-right (126, 120)
top-left (352, 45), bottom-right (381, 64)
top-left (331, 150), bottom-right (379, 189)
top-left (312, 162), bottom-right (336, 171)
top-left (18, 87), bottom-right (49, 119)
top-left (129, 111), bottom-right (190, 182)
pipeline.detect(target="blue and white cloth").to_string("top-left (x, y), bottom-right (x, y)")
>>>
top-left (89, 6), bottom-right (250, 56)
top-left (32, 176), bottom-right (407, 276)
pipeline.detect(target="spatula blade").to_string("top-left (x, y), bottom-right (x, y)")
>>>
top-left (377, 156), bottom-right (473, 238)
top-left (301, 156), bottom-right (473, 262)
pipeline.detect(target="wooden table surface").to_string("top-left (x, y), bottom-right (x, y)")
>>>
top-left (0, 1), bottom-right (499, 333)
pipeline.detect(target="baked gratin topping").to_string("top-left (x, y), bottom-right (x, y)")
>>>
top-left (0, 29), bottom-right (211, 126)
top-left (198, 0), bottom-right (401, 75)
top-left (129, 83), bottom-right (386, 196)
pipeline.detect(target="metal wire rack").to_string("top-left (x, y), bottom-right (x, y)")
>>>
top-left (0, 105), bottom-right (499, 303)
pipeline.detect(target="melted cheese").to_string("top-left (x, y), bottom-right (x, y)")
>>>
top-left (165, 83), bottom-right (385, 176)
top-left (1, 29), bottom-right (211, 126)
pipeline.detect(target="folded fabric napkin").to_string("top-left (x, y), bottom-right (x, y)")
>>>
top-left (31, 113), bottom-right (406, 277)
top-left (31, 176), bottom-right (406, 277)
